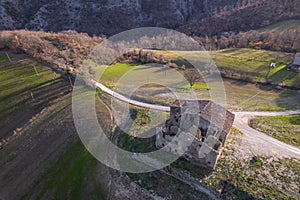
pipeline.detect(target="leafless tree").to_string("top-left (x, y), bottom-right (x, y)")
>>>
top-left (184, 68), bottom-right (201, 88)
top-left (284, 30), bottom-right (298, 50)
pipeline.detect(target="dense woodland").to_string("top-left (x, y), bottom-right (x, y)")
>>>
top-left (196, 29), bottom-right (300, 52)
top-left (0, 30), bottom-right (102, 69)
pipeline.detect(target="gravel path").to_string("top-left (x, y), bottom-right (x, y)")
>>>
top-left (233, 110), bottom-right (300, 159)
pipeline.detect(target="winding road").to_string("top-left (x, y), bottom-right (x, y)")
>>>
top-left (93, 80), bottom-right (170, 112)
top-left (92, 80), bottom-right (300, 159)
top-left (233, 111), bottom-right (300, 159)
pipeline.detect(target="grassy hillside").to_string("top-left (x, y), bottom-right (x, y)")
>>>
top-left (0, 92), bottom-right (108, 199)
top-left (249, 115), bottom-right (300, 147)
top-left (221, 79), bottom-right (300, 111)
top-left (258, 20), bottom-right (300, 33)
top-left (210, 48), bottom-right (299, 87)
top-left (100, 63), bottom-right (139, 85)
top-left (23, 141), bottom-right (105, 200)
top-left (0, 51), bottom-right (71, 140)
top-left (99, 49), bottom-right (300, 111)
top-left (118, 48), bottom-right (299, 88)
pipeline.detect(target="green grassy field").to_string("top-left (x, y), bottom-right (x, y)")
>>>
top-left (0, 52), bottom-right (70, 139)
top-left (249, 115), bottom-right (300, 147)
top-left (100, 63), bottom-right (139, 84)
top-left (12, 95), bottom-right (111, 199)
top-left (210, 48), bottom-right (299, 86)
top-left (100, 48), bottom-right (298, 88)
top-left (24, 141), bottom-right (105, 200)
top-left (144, 48), bottom-right (298, 87)
top-left (221, 79), bottom-right (300, 111)
top-left (258, 20), bottom-right (300, 33)
top-left (99, 60), bottom-right (300, 111)
top-left (0, 60), bottom-right (58, 113)
top-left (179, 83), bottom-right (210, 90)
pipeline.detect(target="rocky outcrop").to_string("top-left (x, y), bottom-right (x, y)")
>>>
top-left (0, 0), bottom-right (300, 36)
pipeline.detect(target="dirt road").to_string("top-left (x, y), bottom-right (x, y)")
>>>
top-left (93, 80), bottom-right (170, 112)
top-left (93, 80), bottom-right (300, 159)
top-left (233, 110), bottom-right (300, 159)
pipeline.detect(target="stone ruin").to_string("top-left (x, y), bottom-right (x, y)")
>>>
top-left (156, 100), bottom-right (235, 169)
top-left (288, 52), bottom-right (300, 72)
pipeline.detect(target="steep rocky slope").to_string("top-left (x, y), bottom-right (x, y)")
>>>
top-left (180, 0), bottom-right (300, 36)
top-left (1, 0), bottom-right (299, 36)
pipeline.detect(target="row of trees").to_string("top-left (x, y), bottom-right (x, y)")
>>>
top-left (1, 28), bottom-right (298, 72)
top-left (196, 29), bottom-right (300, 53)
top-left (0, 30), bottom-right (103, 70)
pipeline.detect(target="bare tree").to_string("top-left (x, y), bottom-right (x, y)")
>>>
top-left (285, 30), bottom-right (298, 50)
top-left (184, 68), bottom-right (201, 88)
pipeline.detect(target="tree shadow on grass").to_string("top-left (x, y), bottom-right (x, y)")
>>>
top-left (228, 79), bottom-right (250, 87)
top-left (0, 76), bottom-right (71, 140)
top-left (224, 75), bottom-right (300, 111)
top-left (268, 67), bottom-right (299, 85)
top-left (221, 49), bottom-right (240, 54)
top-left (275, 88), bottom-right (300, 111)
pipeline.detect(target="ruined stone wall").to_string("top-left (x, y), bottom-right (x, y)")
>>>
top-left (156, 127), bottom-right (221, 169)
top-left (156, 101), bottom-right (234, 169)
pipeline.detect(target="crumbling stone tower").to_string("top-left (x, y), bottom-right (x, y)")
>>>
top-left (156, 100), bottom-right (235, 169)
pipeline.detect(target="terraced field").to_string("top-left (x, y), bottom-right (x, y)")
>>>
top-left (0, 51), bottom-right (71, 141)
top-left (0, 52), bottom-right (109, 198)
top-left (0, 53), bottom-right (214, 199)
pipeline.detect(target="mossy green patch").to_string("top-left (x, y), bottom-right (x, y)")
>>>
top-left (100, 63), bottom-right (139, 84)
top-left (179, 83), bottom-right (210, 90)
